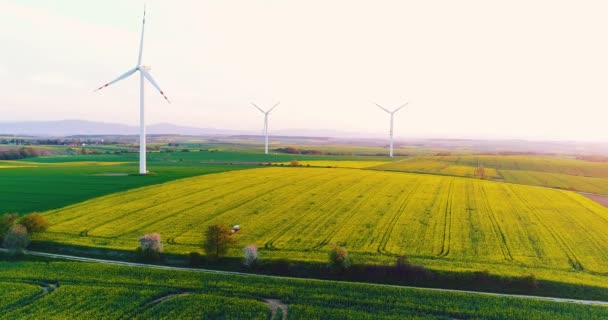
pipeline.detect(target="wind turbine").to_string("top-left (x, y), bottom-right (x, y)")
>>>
top-left (251, 102), bottom-right (280, 154)
top-left (94, 6), bottom-right (170, 174)
top-left (375, 102), bottom-right (408, 157)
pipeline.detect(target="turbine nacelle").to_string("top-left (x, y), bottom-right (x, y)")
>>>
top-left (375, 102), bottom-right (409, 114)
top-left (251, 102), bottom-right (280, 115)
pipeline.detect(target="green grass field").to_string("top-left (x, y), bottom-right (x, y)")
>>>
top-left (0, 160), bottom-right (248, 214)
top-left (374, 155), bottom-right (608, 194)
top-left (0, 151), bottom-right (390, 214)
top-left (1, 258), bottom-right (606, 319)
top-left (36, 166), bottom-right (608, 290)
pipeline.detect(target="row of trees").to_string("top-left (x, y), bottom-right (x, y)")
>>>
top-left (0, 147), bottom-right (52, 160)
top-left (0, 213), bottom-right (49, 253)
top-left (137, 224), bottom-right (243, 260)
top-left (136, 223), bottom-right (352, 272)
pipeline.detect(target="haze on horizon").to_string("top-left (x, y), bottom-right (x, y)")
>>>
top-left (1, 0), bottom-right (607, 142)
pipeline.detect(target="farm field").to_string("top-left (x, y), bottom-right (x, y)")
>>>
top-left (0, 159), bottom-right (248, 214)
top-left (0, 258), bottom-right (606, 319)
top-left (37, 166), bottom-right (608, 288)
top-left (374, 155), bottom-right (608, 194)
top-left (275, 160), bottom-right (389, 168)
top-left (22, 149), bottom-right (395, 163)
top-left (0, 150), bottom-right (390, 214)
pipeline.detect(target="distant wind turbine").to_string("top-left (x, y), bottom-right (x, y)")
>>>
top-left (375, 102), bottom-right (409, 157)
top-left (251, 102), bottom-right (280, 155)
top-left (94, 6), bottom-right (170, 174)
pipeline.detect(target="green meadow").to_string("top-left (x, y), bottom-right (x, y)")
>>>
top-left (1, 257), bottom-right (606, 320)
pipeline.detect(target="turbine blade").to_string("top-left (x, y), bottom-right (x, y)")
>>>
top-left (251, 103), bottom-right (265, 114)
top-left (137, 6), bottom-right (146, 65)
top-left (141, 68), bottom-right (171, 103)
top-left (393, 102), bottom-right (409, 113)
top-left (267, 101), bottom-right (280, 113)
top-left (374, 103), bottom-right (390, 113)
top-left (94, 68), bottom-right (137, 91)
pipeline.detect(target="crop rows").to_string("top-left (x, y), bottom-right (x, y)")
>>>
top-left (0, 259), bottom-right (606, 319)
top-left (374, 155), bottom-right (608, 194)
top-left (39, 167), bottom-right (608, 276)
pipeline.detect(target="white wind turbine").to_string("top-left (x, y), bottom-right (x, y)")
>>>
top-left (251, 102), bottom-right (280, 154)
top-left (375, 102), bottom-right (409, 157)
top-left (94, 7), bottom-right (170, 174)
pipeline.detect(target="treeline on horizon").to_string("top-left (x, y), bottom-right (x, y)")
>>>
top-left (0, 147), bottom-right (52, 160)
top-left (0, 138), bottom-right (123, 146)
top-left (274, 146), bottom-right (410, 157)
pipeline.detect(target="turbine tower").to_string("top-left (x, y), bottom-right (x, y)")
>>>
top-left (94, 6), bottom-right (170, 174)
top-left (375, 102), bottom-right (408, 157)
top-left (251, 102), bottom-right (280, 154)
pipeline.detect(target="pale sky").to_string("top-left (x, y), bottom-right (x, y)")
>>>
top-left (1, 0), bottom-right (607, 141)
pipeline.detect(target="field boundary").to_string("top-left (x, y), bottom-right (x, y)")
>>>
top-left (4, 249), bottom-right (608, 307)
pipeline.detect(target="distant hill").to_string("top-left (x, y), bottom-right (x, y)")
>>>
top-left (0, 120), bottom-right (248, 137)
top-left (1, 119), bottom-right (608, 156)
top-left (0, 120), bottom-right (137, 136)
top-left (0, 120), bottom-right (376, 139)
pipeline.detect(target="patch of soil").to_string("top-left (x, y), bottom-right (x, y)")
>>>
top-left (40, 282), bottom-right (59, 294)
top-left (579, 192), bottom-right (608, 207)
top-left (264, 299), bottom-right (288, 320)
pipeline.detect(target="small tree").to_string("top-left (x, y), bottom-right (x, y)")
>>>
top-left (243, 244), bottom-right (259, 267)
top-left (137, 233), bottom-right (163, 261)
top-left (328, 244), bottom-right (351, 272)
top-left (204, 224), bottom-right (236, 260)
top-left (475, 165), bottom-right (486, 179)
top-left (0, 213), bottom-right (18, 241)
top-left (19, 213), bottom-right (49, 234)
top-left (289, 160), bottom-right (301, 167)
top-left (3, 224), bottom-right (29, 253)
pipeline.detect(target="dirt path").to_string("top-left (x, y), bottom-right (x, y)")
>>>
top-left (264, 299), bottom-right (288, 320)
top-left (150, 292), bottom-right (191, 304)
top-left (4, 248), bottom-right (608, 307)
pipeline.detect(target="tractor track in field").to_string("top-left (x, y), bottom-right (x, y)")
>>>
top-left (3, 249), bottom-right (608, 307)
top-left (264, 299), bottom-right (288, 320)
top-left (310, 177), bottom-right (390, 250)
top-left (438, 179), bottom-right (454, 258)
top-left (87, 171), bottom-right (298, 237)
top-left (377, 179), bottom-right (422, 254)
top-left (149, 292), bottom-right (191, 304)
top-left (538, 191), bottom-right (608, 266)
top-left (0, 280), bottom-right (59, 313)
top-left (264, 173), bottom-right (367, 250)
top-left (125, 290), bottom-right (192, 319)
top-left (477, 183), bottom-right (514, 262)
top-left (117, 170), bottom-right (306, 239)
top-left (80, 169), bottom-right (305, 241)
top-left (51, 171), bottom-right (267, 232)
top-left (573, 192), bottom-right (608, 221)
top-left (264, 172), bottom-right (360, 249)
top-left (506, 185), bottom-right (584, 271)
top-left (167, 170), bottom-right (331, 244)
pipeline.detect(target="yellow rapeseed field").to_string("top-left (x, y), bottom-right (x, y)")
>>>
top-left (274, 160), bottom-right (389, 168)
top-left (374, 155), bottom-right (608, 194)
top-left (38, 166), bottom-right (608, 288)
